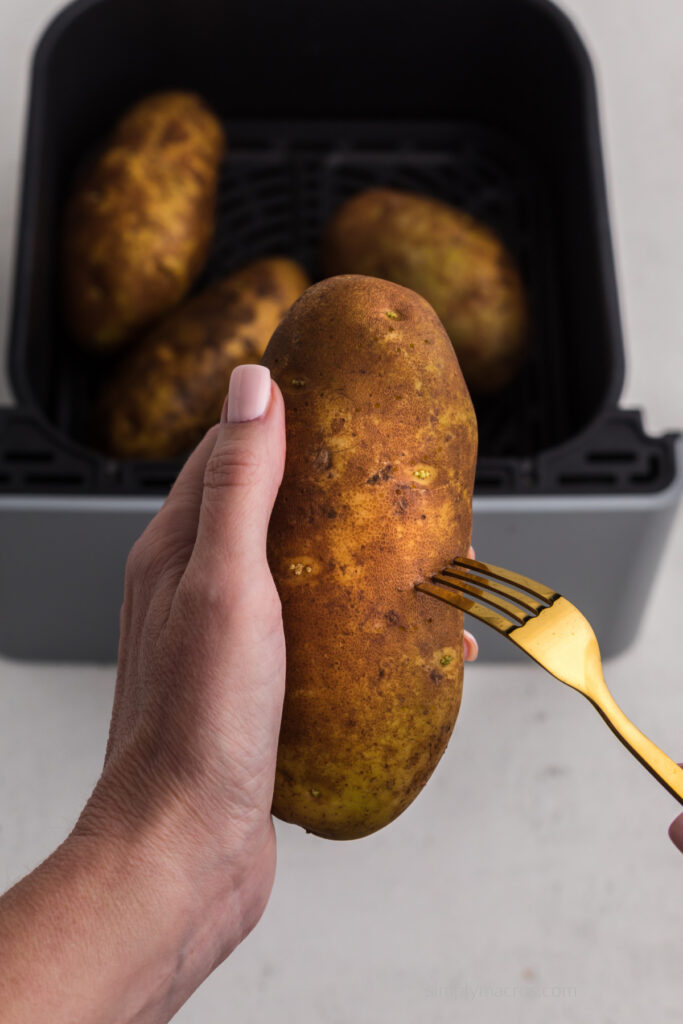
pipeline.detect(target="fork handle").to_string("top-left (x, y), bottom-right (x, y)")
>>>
top-left (590, 683), bottom-right (683, 806)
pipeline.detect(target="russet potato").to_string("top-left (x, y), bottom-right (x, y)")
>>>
top-left (323, 187), bottom-right (529, 394)
top-left (263, 274), bottom-right (477, 839)
top-left (99, 257), bottom-right (310, 459)
top-left (64, 91), bottom-right (225, 350)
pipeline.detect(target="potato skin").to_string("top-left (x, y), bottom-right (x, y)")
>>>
top-left (64, 91), bottom-right (226, 350)
top-left (263, 274), bottom-right (477, 839)
top-left (99, 257), bottom-right (310, 459)
top-left (323, 188), bottom-right (529, 394)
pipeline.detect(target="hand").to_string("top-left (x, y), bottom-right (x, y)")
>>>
top-left (0, 362), bottom-right (479, 1023)
top-left (0, 364), bottom-right (288, 1023)
top-left (81, 361), bottom-right (477, 984)
top-left (669, 768), bottom-right (683, 853)
top-left (79, 364), bottom-right (288, 952)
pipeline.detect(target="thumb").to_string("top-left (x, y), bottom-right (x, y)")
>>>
top-left (189, 365), bottom-right (286, 584)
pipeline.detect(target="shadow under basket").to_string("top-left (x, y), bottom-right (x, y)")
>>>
top-left (0, 0), bottom-right (680, 661)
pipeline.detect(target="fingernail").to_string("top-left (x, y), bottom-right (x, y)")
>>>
top-left (464, 629), bottom-right (479, 662)
top-left (225, 365), bottom-right (271, 423)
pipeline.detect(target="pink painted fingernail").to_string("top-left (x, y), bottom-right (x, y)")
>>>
top-left (225, 365), bottom-right (271, 423)
top-left (464, 629), bottom-right (479, 662)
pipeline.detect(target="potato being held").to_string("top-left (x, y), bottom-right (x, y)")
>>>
top-left (263, 274), bottom-right (477, 840)
top-left (64, 90), bottom-right (225, 350)
top-left (323, 188), bottom-right (529, 394)
top-left (99, 257), bottom-right (310, 459)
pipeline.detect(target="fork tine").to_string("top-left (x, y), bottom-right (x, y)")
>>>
top-left (453, 557), bottom-right (559, 604)
top-left (421, 558), bottom-right (683, 807)
top-left (441, 566), bottom-right (547, 615)
top-left (415, 580), bottom-right (518, 636)
top-left (432, 572), bottom-right (532, 626)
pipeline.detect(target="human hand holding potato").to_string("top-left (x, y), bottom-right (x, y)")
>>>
top-left (0, 363), bottom-right (478, 1022)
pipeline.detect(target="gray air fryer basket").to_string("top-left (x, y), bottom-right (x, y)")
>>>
top-left (0, 0), bottom-right (680, 661)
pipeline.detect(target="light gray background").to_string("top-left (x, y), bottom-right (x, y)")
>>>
top-left (1, 1), bottom-right (682, 1021)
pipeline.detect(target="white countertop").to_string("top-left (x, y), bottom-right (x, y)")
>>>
top-left (1, 1), bottom-right (682, 1021)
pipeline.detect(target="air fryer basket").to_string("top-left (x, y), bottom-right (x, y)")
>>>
top-left (0, 0), bottom-right (678, 495)
top-left (0, 0), bottom-right (680, 663)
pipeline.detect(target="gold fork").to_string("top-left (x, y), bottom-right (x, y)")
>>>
top-left (417, 556), bottom-right (683, 805)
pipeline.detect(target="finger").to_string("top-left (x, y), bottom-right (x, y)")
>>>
top-left (147, 423), bottom-right (221, 546)
top-left (464, 629), bottom-right (479, 663)
top-left (464, 545), bottom-right (477, 658)
top-left (669, 814), bottom-right (683, 854)
top-left (669, 765), bottom-right (683, 854)
top-left (122, 423), bottom-right (223, 611)
top-left (184, 365), bottom-right (286, 595)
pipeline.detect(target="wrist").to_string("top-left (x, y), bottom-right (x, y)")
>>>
top-left (69, 790), bottom-right (246, 962)
top-left (60, 830), bottom-right (202, 1020)
top-left (63, 823), bottom-right (242, 1023)
top-left (71, 766), bottom-right (276, 972)
top-left (75, 746), bottom-right (278, 940)
top-left (0, 821), bottom-right (234, 1024)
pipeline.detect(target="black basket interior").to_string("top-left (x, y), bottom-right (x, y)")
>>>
top-left (0, 0), bottom-right (677, 496)
top-left (56, 118), bottom-right (563, 461)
